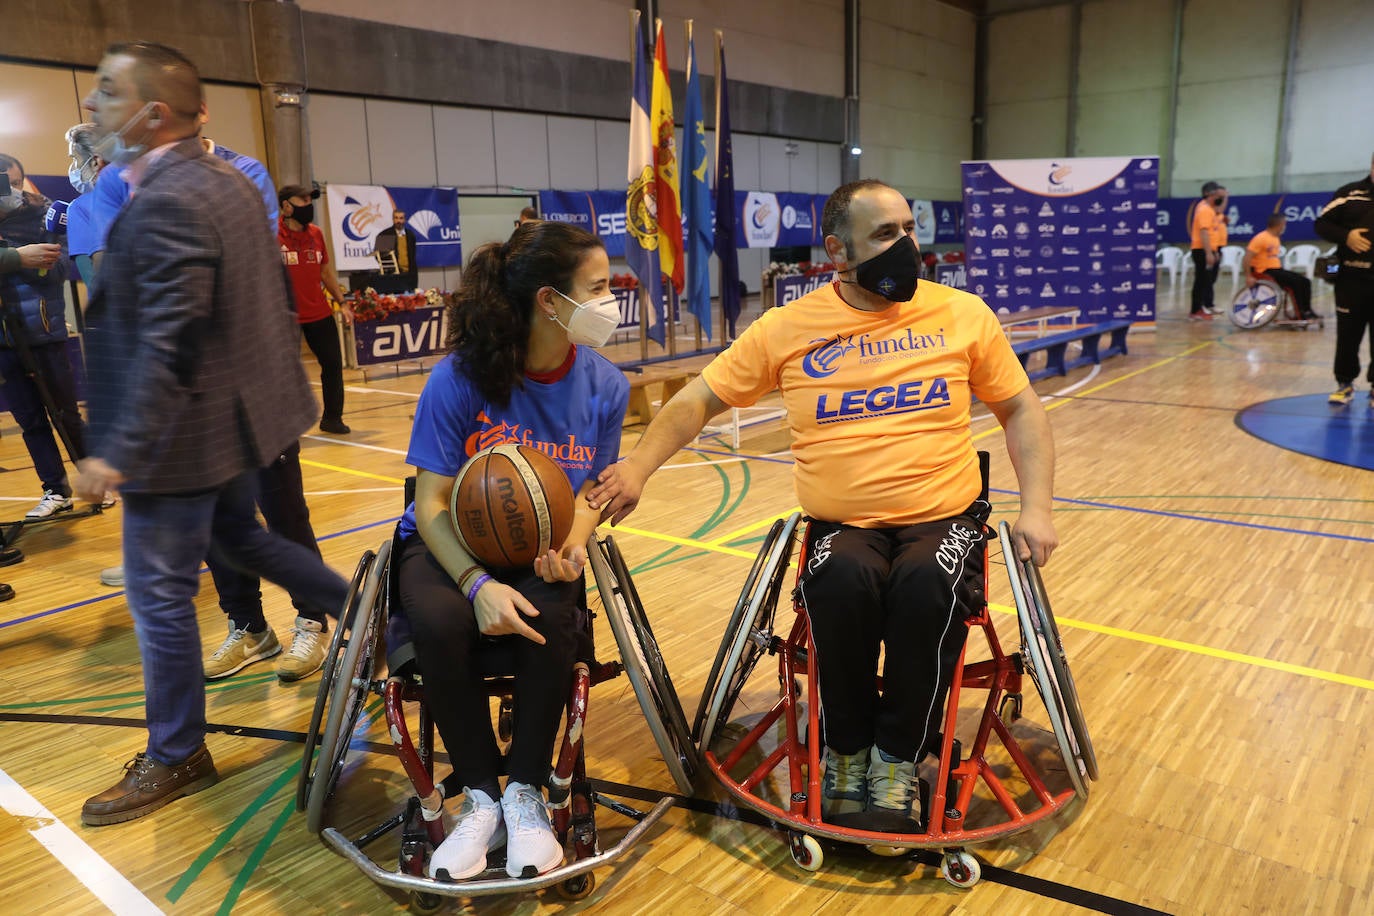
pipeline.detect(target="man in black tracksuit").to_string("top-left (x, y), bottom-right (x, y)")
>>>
top-left (1315, 155), bottom-right (1374, 406)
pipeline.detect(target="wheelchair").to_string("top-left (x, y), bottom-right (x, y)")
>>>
top-left (1228, 275), bottom-right (1323, 330)
top-left (296, 528), bottom-right (698, 908)
top-left (695, 465), bottom-right (1096, 888)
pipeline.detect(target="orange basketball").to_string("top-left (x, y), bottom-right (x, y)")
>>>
top-left (450, 444), bottom-right (576, 568)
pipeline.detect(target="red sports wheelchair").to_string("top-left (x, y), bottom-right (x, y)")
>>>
top-left (694, 460), bottom-right (1097, 888)
top-left (296, 526), bottom-right (698, 909)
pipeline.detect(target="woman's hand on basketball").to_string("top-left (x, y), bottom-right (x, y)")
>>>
top-left (472, 581), bottom-right (545, 645)
top-left (587, 459), bottom-right (645, 526)
top-left (534, 544), bottom-right (586, 583)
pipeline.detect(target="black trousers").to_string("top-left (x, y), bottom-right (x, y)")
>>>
top-left (1190, 249), bottom-right (1219, 313)
top-left (0, 341), bottom-right (86, 495)
top-left (397, 535), bottom-right (580, 788)
top-left (300, 316), bottom-right (344, 424)
top-left (796, 500), bottom-right (990, 763)
top-left (208, 442), bottom-right (333, 629)
top-left (1333, 271), bottom-right (1374, 387)
top-left (1262, 268), bottom-right (1313, 315)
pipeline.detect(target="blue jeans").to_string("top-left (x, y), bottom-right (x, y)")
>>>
top-left (0, 342), bottom-right (86, 494)
top-left (123, 472), bottom-right (349, 763)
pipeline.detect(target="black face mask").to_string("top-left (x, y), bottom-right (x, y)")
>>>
top-left (291, 202), bottom-right (315, 226)
top-left (843, 234), bottom-right (920, 302)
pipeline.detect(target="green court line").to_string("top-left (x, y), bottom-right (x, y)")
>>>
top-left (88, 672), bottom-right (284, 714)
top-left (166, 761), bottom-right (302, 903)
top-left (218, 796), bottom-right (298, 916)
top-left (0, 671), bottom-right (281, 712)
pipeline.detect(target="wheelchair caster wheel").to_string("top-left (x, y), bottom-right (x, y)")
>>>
top-left (939, 850), bottom-right (981, 888)
top-left (410, 890), bottom-right (444, 913)
top-left (556, 872), bottom-right (596, 900)
top-left (789, 832), bottom-right (823, 872)
top-left (999, 692), bottom-right (1022, 722)
top-left (497, 698), bottom-right (513, 744)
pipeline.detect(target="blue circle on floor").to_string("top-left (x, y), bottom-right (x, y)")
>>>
top-left (1235, 394), bottom-right (1374, 471)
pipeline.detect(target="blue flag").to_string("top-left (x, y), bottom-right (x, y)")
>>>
top-left (713, 32), bottom-right (741, 338)
top-left (626, 12), bottom-right (666, 346)
top-left (682, 23), bottom-right (713, 340)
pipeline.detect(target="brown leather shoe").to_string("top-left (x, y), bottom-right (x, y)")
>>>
top-left (81, 744), bottom-right (218, 826)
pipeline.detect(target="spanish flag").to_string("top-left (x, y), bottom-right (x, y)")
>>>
top-left (651, 19), bottom-right (684, 295)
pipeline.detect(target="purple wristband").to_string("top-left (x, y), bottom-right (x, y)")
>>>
top-left (465, 573), bottom-right (492, 604)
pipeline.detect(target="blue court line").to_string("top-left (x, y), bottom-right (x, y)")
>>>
top-left (989, 487), bottom-right (1374, 544)
top-left (0, 514), bottom-right (401, 633)
top-left (685, 445), bottom-right (794, 465)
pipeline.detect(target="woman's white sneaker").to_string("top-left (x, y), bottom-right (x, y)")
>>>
top-left (500, 782), bottom-right (564, 878)
top-left (427, 787), bottom-right (505, 881)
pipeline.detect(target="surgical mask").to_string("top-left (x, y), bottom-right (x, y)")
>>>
top-left (291, 202), bottom-right (315, 226)
top-left (93, 101), bottom-right (157, 166)
top-left (552, 289), bottom-right (621, 347)
top-left (843, 234), bottom-right (920, 302)
top-left (69, 157), bottom-right (99, 195)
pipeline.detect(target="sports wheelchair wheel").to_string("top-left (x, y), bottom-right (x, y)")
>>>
top-left (304, 538), bottom-right (391, 834)
top-left (694, 512), bottom-right (801, 754)
top-left (296, 546), bottom-right (376, 812)
top-left (999, 522), bottom-right (1095, 798)
top-left (588, 534), bottom-right (699, 794)
top-left (1228, 279), bottom-right (1283, 329)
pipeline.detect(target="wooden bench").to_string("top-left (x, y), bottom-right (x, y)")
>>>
top-left (623, 366), bottom-right (697, 425)
top-left (1011, 319), bottom-right (1132, 381)
top-left (999, 306), bottom-right (1082, 337)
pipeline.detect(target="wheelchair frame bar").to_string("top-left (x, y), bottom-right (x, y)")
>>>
top-left (319, 795), bottom-right (676, 898)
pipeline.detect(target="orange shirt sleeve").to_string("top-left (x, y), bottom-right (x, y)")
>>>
top-left (701, 312), bottom-right (780, 408)
top-left (1190, 201), bottom-right (1214, 250)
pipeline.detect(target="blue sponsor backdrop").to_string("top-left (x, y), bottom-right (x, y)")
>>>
top-left (540, 190), bottom-right (964, 256)
top-left (1156, 192), bottom-right (1330, 245)
top-left (389, 187), bottom-right (462, 267)
top-left (962, 156), bottom-right (1159, 323)
top-left (353, 305), bottom-right (447, 365)
top-left (773, 271), bottom-right (836, 307)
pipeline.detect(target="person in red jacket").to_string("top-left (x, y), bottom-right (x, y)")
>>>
top-left (277, 184), bottom-right (354, 433)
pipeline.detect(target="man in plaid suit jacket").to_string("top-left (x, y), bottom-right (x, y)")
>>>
top-left (74, 41), bottom-right (342, 826)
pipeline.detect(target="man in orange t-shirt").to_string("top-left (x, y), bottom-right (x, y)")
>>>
top-left (1243, 214), bottom-right (1315, 318)
top-left (1189, 181), bottom-right (1227, 318)
top-left (587, 180), bottom-right (1056, 829)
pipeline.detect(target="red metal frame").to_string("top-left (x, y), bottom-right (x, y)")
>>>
top-left (704, 524), bottom-right (1077, 850)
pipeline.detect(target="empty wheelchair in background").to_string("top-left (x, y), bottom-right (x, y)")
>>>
top-left (1228, 276), bottom-right (1323, 330)
top-left (296, 529), bottom-right (697, 908)
top-left (695, 502), bottom-right (1096, 888)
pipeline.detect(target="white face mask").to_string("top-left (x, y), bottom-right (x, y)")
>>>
top-left (552, 289), bottom-right (621, 348)
top-left (92, 101), bottom-right (157, 166)
top-left (69, 157), bottom-right (99, 195)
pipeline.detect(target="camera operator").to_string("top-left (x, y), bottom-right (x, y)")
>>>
top-left (0, 153), bottom-right (89, 525)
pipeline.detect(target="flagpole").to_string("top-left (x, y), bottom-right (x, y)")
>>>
top-left (687, 18), bottom-right (703, 354)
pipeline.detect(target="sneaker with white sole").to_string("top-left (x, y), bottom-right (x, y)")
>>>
top-left (1329, 386), bottom-right (1354, 406)
top-left (203, 624), bottom-right (281, 680)
top-left (867, 746), bottom-right (918, 815)
top-left (428, 787), bottom-right (505, 881)
top-left (26, 490), bottom-right (73, 519)
top-left (275, 617), bottom-right (326, 681)
top-left (100, 566), bottom-right (125, 588)
top-left (501, 781), bottom-right (564, 878)
top-left (821, 747), bottom-right (870, 818)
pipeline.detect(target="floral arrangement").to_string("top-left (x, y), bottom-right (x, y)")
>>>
top-left (350, 287), bottom-right (452, 323)
top-left (610, 272), bottom-right (640, 290)
top-left (761, 260), bottom-right (834, 286)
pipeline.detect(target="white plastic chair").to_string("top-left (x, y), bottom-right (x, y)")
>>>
top-left (1283, 243), bottom-right (1320, 280)
top-left (1219, 246), bottom-right (1245, 287)
top-left (1155, 247), bottom-right (1183, 286)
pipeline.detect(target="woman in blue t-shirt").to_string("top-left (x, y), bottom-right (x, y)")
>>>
top-left (396, 221), bottom-right (628, 882)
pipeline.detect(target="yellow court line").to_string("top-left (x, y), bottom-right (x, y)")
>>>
top-left (610, 524), bottom-right (761, 560)
top-left (299, 458), bottom-right (406, 485)
top-left (707, 510), bottom-right (800, 547)
top-left (985, 602), bottom-right (1374, 691)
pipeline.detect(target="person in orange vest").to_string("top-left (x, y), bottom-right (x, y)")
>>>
top-left (1189, 181), bottom-right (1227, 319)
top-left (1242, 214), bottom-right (1316, 320)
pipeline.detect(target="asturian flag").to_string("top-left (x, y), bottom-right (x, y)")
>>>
top-left (651, 19), bottom-right (684, 297)
top-left (626, 11), bottom-right (665, 346)
top-left (714, 31), bottom-right (741, 338)
top-left (682, 21), bottom-right (713, 339)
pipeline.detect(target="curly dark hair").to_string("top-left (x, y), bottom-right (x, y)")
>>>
top-left (446, 220), bottom-right (605, 406)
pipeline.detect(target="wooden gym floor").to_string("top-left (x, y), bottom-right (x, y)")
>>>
top-left (1, 280), bottom-right (1371, 915)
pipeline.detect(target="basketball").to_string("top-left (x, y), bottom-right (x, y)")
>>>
top-left (450, 444), bottom-right (576, 568)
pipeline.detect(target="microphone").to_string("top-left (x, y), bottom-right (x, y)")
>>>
top-left (39, 200), bottom-right (69, 278)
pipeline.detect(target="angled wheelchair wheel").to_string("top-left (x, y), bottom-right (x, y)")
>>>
top-left (696, 512), bottom-right (801, 754)
top-left (1228, 279), bottom-right (1282, 329)
top-left (999, 522), bottom-right (1094, 799)
top-left (305, 538), bottom-right (391, 834)
top-left (589, 534), bottom-right (699, 794)
top-left (296, 546), bottom-right (375, 812)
